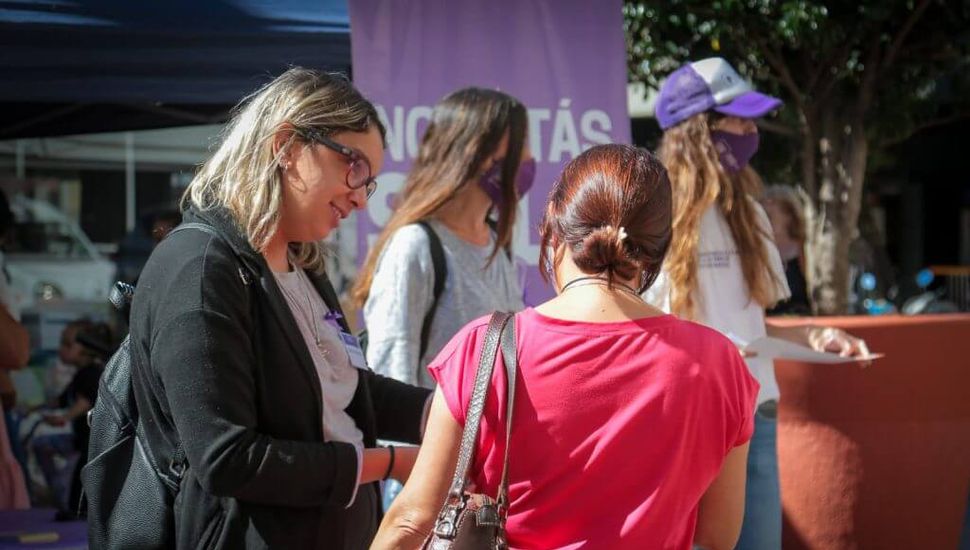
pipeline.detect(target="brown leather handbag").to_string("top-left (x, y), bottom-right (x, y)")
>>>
top-left (423, 311), bottom-right (518, 550)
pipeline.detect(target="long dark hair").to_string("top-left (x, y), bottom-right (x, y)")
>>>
top-left (540, 144), bottom-right (672, 292)
top-left (352, 87), bottom-right (528, 307)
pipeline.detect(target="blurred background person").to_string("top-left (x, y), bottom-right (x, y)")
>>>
top-left (114, 208), bottom-right (184, 284)
top-left (0, 187), bottom-right (29, 510)
top-left (149, 209), bottom-right (182, 246)
top-left (30, 319), bottom-right (112, 516)
top-left (51, 321), bottom-right (112, 519)
top-left (761, 185), bottom-right (811, 316)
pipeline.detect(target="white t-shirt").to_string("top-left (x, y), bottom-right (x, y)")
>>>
top-left (644, 202), bottom-right (790, 404)
top-left (273, 267), bottom-right (365, 507)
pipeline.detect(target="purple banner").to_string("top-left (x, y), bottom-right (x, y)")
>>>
top-left (348, 0), bottom-right (630, 304)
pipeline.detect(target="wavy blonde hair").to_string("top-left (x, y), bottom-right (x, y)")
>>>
top-left (183, 67), bottom-right (384, 272)
top-left (658, 112), bottom-right (782, 320)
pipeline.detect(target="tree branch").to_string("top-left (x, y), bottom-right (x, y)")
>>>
top-left (878, 110), bottom-right (970, 148)
top-left (801, 49), bottom-right (822, 97)
top-left (809, 41), bottom-right (854, 99)
top-left (756, 40), bottom-right (816, 140)
top-left (857, 35), bottom-right (884, 119)
top-left (757, 119), bottom-right (798, 138)
top-left (882, 0), bottom-right (933, 71)
top-left (760, 44), bottom-right (805, 109)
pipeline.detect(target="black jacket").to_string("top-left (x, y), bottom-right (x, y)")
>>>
top-left (129, 207), bottom-right (430, 549)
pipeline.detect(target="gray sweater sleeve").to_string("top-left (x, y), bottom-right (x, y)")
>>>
top-left (363, 225), bottom-right (435, 386)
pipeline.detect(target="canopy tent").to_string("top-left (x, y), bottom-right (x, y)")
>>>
top-left (0, 0), bottom-right (351, 138)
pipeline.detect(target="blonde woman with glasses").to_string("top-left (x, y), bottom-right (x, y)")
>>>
top-left (127, 68), bottom-right (431, 549)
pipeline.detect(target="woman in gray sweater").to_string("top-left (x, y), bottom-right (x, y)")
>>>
top-left (352, 88), bottom-right (533, 389)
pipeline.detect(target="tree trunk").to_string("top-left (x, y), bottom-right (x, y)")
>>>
top-left (806, 112), bottom-right (869, 315)
top-left (810, 209), bottom-right (853, 314)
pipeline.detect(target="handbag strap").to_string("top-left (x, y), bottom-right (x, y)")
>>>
top-left (445, 311), bottom-right (513, 502)
top-left (495, 314), bottom-right (517, 512)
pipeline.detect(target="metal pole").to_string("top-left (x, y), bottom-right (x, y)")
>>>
top-left (15, 140), bottom-right (25, 179)
top-left (125, 132), bottom-right (136, 232)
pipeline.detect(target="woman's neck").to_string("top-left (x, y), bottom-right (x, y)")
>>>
top-left (262, 231), bottom-right (291, 272)
top-left (433, 185), bottom-right (493, 247)
top-left (536, 259), bottom-right (664, 322)
top-left (537, 280), bottom-right (662, 323)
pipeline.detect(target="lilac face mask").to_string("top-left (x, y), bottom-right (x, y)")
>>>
top-left (711, 130), bottom-right (760, 174)
top-left (478, 157), bottom-right (537, 207)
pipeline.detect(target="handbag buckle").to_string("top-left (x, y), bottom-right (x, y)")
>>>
top-left (475, 503), bottom-right (501, 527)
top-left (433, 505), bottom-right (460, 539)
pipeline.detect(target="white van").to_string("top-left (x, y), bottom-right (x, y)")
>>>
top-left (3, 194), bottom-right (115, 312)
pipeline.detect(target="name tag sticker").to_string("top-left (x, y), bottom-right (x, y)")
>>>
top-left (339, 331), bottom-right (368, 370)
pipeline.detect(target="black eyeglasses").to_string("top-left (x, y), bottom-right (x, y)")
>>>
top-left (296, 127), bottom-right (378, 198)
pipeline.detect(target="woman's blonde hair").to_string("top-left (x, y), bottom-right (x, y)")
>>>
top-left (183, 67), bottom-right (385, 272)
top-left (658, 112), bottom-right (783, 320)
top-left (351, 87), bottom-right (527, 307)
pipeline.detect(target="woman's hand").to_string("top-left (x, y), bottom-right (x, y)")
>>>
top-left (807, 327), bottom-right (870, 359)
top-left (766, 323), bottom-right (872, 366)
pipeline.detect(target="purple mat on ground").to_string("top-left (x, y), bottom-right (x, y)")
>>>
top-left (0, 509), bottom-right (86, 549)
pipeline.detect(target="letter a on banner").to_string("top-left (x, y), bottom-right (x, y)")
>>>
top-left (349, 0), bottom-right (630, 305)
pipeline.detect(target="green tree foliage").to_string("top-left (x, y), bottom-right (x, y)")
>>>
top-left (625, 0), bottom-right (970, 313)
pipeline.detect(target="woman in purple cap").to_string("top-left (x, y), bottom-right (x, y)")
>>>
top-left (645, 57), bottom-right (870, 549)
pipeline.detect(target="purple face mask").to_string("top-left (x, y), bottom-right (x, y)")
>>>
top-left (711, 130), bottom-right (760, 174)
top-left (478, 157), bottom-right (537, 207)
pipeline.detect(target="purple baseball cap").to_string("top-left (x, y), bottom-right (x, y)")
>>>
top-left (655, 57), bottom-right (782, 129)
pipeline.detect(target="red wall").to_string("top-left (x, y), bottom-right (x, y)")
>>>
top-left (770, 314), bottom-right (970, 549)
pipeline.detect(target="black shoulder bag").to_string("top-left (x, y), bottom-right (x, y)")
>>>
top-left (82, 222), bottom-right (253, 549)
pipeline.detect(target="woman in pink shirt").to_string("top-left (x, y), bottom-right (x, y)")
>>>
top-left (372, 144), bottom-right (758, 550)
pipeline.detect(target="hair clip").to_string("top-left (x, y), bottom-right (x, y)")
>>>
top-left (617, 226), bottom-right (628, 242)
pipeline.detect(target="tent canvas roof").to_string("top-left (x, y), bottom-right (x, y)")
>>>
top-left (0, 0), bottom-right (351, 138)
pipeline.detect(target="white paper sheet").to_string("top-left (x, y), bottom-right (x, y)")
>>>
top-left (728, 334), bottom-right (883, 364)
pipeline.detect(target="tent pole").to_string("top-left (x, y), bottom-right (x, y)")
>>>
top-left (126, 132), bottom-right (136, 232)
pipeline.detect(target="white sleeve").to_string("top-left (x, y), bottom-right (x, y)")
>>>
top-left (363, 225), bottom-right (436, 386)
top-left (344, 443), bottom-right (364, 509)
